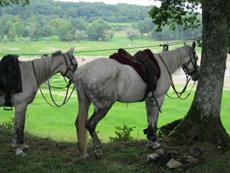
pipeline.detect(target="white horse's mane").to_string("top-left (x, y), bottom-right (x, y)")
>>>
top-left (32, 54), bottom-right (52, 85)
top-left (33, 50), bottom-right (64, 85)
top-left (158, 45), bottom-right (191, 74)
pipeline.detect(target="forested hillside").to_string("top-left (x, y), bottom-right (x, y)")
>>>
top-left (0, 0), bottom-right (202, 42)
top-left (0, 0), bottom-right (151, 22)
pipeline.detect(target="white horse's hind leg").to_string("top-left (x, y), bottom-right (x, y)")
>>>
top-left (145, 95), bottom-right (165, 149)
top-left (86, 105), bottom-right (113, 160)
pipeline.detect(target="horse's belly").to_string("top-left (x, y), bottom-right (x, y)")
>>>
top-left (116, 67), bottom-right (146, 103)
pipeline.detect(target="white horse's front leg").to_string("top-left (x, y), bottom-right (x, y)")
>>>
top-left (145, 95), bottom-right (165, 149)
top-left (12, 104), bottom-right (31, 156)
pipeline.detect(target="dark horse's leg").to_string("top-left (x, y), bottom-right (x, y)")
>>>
top-left (85, 106), bottom-right (112, 159)
top-left (12, 104), bottom-right (31, 156)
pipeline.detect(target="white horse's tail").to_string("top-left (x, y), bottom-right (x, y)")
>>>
top-left (74, 71), bottom-right (90, 158)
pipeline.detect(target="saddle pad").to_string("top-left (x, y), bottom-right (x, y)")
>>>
top-left (109, 53), bottom-right (147, 83)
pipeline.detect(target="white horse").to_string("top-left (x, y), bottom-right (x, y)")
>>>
top-left (73, 42), bottom-right (199, 159)
top-left (0, 48), bottom-right (78, 156)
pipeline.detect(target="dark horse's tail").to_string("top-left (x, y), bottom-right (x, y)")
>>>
top-left (74, 69), bottom-right (90, 158)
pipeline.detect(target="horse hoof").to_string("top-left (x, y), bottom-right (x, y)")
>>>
top-left (23, 147), bottom-right (31, 152)
top-left (81, 154), bottom-right (90, 159)
top-left (152, 141), bottom-right (161, 149)
top-left (94, 149), bottom-right (103, 160)
top-left (21, 145), bottom-right (31, 152)
top-left (147, 141), bottom-right (161, 149)
top-left (15, 148), bottom-right (26, 157)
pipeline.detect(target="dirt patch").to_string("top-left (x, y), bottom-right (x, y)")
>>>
top-left (127, 45), bottom-right (143, 49)
top-left (8, 47), bottom-right (19, 50)
top-left (74, 47), bottom-right (89, 50)
top-left (76, 56), bottom-right (108, 66)
top-left (0, 47), bottom-right (20, 51)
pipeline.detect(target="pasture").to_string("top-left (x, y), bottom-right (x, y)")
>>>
top-left (0, 87), bottom-right (230, 143)
top-left (0, 31), bottom-right (202, 57)
top-left (0, 31), bottom-right (228, 142)
top-left (1, 90), bottom-right (230, 173)
top-left (0, 32), bottom-right (230, 172)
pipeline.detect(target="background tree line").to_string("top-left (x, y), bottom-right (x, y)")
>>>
top-left (0, 0), bottom-right (202, 43)
top-left (0, 0), bottom-right (151, 23)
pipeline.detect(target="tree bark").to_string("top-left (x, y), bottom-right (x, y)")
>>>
top-left (169, 0), bottom-right (230, 149)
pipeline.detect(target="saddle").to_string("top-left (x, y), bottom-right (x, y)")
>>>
top-left (0, 54), bottom-right (22, 110)
top-left (109, 48), bottom-right (161, 101)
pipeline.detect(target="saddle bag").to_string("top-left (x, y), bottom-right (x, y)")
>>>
top-left (0, 54), bottom-right (19, 109)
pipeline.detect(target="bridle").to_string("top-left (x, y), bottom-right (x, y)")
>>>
top-left (182, 47), bottom-right (198, 77)
top-left (62, 52), bottom-right (78, 77)
top-left (32, 52), bottom-right (78, 107)
top-left (159, 47), bottom-right (198, 100)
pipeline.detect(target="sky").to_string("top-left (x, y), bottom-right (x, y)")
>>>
top-left (57, 0), bottom-right (161, 6)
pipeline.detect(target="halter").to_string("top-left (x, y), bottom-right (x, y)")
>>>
top-left (62, 52), bottom-right (78, 77)
top-left (159, 47), bottom-right (198, 100)
top-left (182, 47), bottom-right (198, 77)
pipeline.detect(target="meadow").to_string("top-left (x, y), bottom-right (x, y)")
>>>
top-left (0, 31), bottom-right (201, 57)
top-left (1, 88), bottom-right (230, 143)
top-left (0, 31), bottom-right (227, 143)
top-left (1, 32), bottom-right (230, 173)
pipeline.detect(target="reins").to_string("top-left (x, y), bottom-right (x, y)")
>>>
top-left (40, 79), bottom-right (75, 107)
top-left (32, 53), bottom-right (76, 108)
top-left (158, 53), bottom-right (196, 100)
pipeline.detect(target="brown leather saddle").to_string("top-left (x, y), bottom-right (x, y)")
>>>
top-left (0, 54), bottom-right (22, 110)
top-left (109, 48), bottom-right (161, 101)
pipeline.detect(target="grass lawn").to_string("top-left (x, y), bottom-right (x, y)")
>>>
top-left (0, 32), bottom-right (201, 57)
top-left (0, 88), bottom-right (229, 143)
top-left (0, 33), bottom-right (220, 143)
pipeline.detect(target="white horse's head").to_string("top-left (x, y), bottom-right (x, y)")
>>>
top-left (52, 48), bottom-right (78, 79)
top-left (182, 41), bottom-right (200, 81)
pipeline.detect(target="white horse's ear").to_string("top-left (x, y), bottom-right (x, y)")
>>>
top-left (192, 41), bottom-right (196, 49)
top-left (69, 47), bottom-right (75, 54)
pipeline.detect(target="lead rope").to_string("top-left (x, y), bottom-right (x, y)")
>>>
top-left (158, 54), bottom-right (196, 100)
top-left (32, 60), bottom-right (75, 108)
top-left (46, 79), bottom-right (75, 107)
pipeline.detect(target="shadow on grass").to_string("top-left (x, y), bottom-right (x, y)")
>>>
top-left (1, 125), bottom-right (230, 173)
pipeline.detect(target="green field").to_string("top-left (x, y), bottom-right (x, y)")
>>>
top-left (0, 32), bottom-right (201, 57)
top-left (0, 87), bottom-right (230, 143)
top-left (0, 33), bottom-right (223, 143)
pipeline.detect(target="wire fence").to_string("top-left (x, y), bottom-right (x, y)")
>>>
top-left (0, 38), bottom-right (201, 56)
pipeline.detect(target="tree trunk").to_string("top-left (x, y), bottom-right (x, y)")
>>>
top-left (169, 0), bottom-right (230, 149)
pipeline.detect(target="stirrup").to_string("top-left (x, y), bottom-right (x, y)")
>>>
top-left (4, 100), bottom-right (13, 110)
top-left (4, 106), bottom-right (13, 110)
